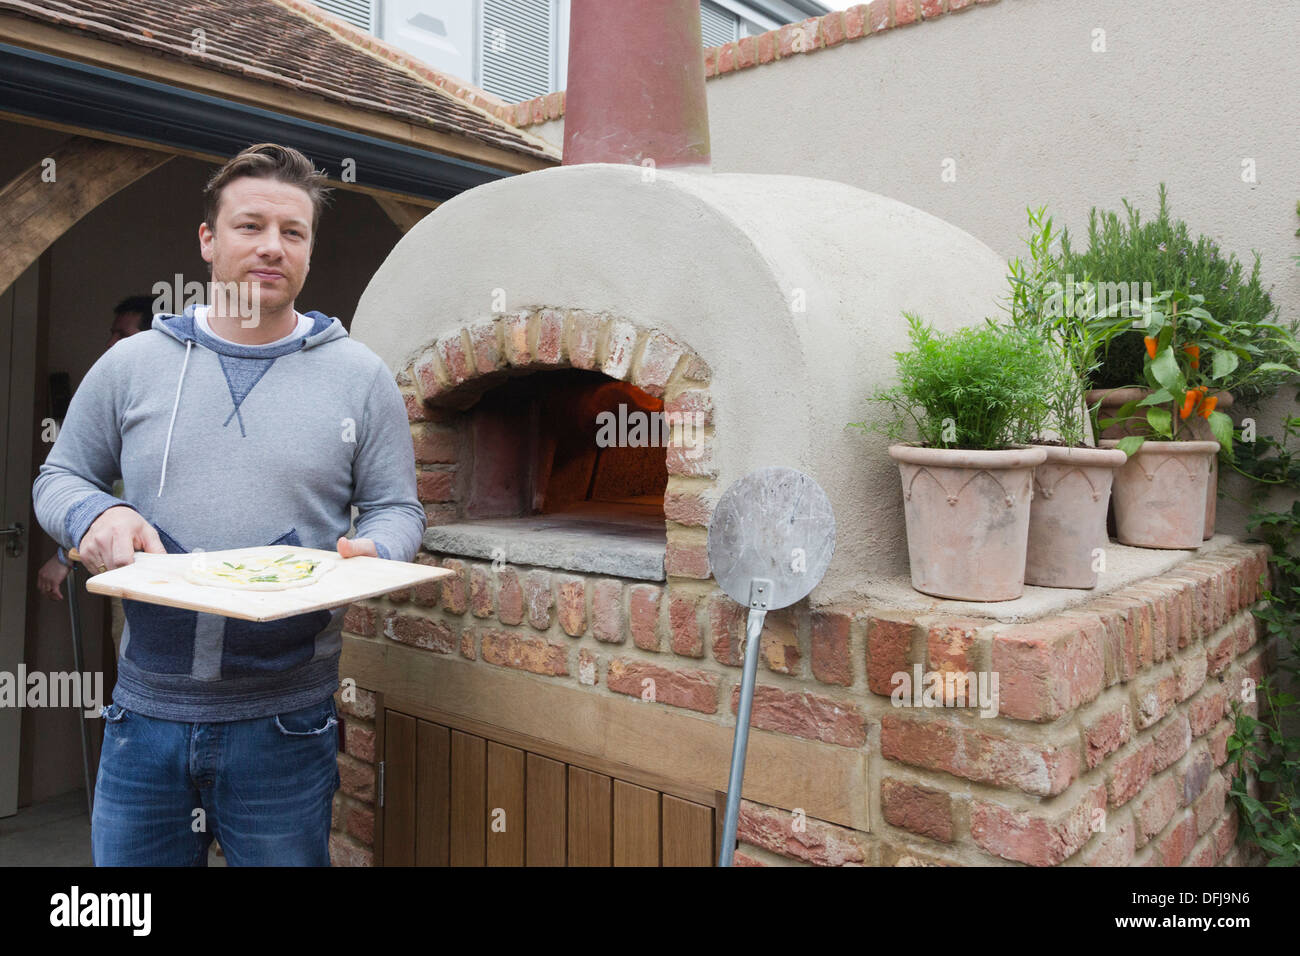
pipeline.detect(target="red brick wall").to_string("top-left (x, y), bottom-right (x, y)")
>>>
top-left (332, 542), bottom-right (1273, 866)
top-left (328, 309), bottom-right (1275, 867)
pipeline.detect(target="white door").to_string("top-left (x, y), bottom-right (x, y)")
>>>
top-left (0, 261), bottom-right (38, 817)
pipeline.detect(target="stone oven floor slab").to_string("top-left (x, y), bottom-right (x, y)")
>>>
top-left (856, 534), bottom-right (1244, 623)
top-left (424, 501), bottom-right (667, 581)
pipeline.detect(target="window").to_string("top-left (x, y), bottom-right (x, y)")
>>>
top-left (310, 0), bottom-right (374, 33)
top-left (700, 1), bottom-right (741, 46)
top-left (480, 0), bottom-right (557, 102)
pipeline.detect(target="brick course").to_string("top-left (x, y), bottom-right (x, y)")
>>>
top-left (337, 539), bottom-right (1270, 867)
top-left (341, 332), bottom-right (1273, 869)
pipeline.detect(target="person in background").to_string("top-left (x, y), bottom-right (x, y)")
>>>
top-left (36, 295), bottom-right (156, 602)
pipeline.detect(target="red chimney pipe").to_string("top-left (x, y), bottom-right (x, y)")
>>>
top-left (562, 0), bottom-right (712, 169)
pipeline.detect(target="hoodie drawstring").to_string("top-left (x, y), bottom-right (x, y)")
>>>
top-left (158, 339), bottom-right (193, 497)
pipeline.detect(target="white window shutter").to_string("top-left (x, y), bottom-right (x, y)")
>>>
top-left (310, 0), bottom-right (374, 33)
top-left (700, 1), bottom-right (740, 47)
top-left (481, 0), bottom-right (556, 102)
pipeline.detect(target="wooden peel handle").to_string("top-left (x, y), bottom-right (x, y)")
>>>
top-left (67, 547), bottom-right (148, 569)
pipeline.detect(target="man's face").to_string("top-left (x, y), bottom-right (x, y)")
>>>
top-left (108, 312), bottom-right (146, 348)
top-left (198, 176), bottom-right (314, 317)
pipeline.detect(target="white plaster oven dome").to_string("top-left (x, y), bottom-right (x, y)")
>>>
top-left (352, 162), bottom-right (1009, 603)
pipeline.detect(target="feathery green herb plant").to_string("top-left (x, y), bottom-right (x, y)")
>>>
top-left (852, 314), bottom-right (1055, 451)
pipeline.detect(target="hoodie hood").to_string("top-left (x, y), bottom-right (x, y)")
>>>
top-left (152, 302), bottom-right (348, 356)
top-left (149, 303), bottom-right (350, 497)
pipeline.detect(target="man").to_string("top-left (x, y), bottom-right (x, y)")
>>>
top-left (37, 295), bottom-right (156, 602)
top-left (32, 143), bottom-right (425, 866)
top-left (107, 294), bottom-right (156, 347)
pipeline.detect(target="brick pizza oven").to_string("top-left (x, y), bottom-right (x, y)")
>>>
top-left (332, 0), bottom-right (1274, 867)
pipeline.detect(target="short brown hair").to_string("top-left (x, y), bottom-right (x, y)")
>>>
top-left (202, 143), bottom-right (333, 240)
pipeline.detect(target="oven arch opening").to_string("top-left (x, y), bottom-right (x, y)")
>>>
top-left (400, 311), bottom-right (716, 583)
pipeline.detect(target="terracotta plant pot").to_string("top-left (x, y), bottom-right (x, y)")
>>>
top-left (1025, 445), bottom-right (1128, 589)
top-left (1087, 387), bottom-right (1155, 441)
top-left (1100, 439), bottom-right (1220, 549)
top-left (1184, 398), bottom-right (1230, 540)
top-left (1087, 388), bottom-right (1231, 541)
top-left (1203, 453), bottom-right (1220, 540)
top-left (889, 444), bottom-right (1047, 601)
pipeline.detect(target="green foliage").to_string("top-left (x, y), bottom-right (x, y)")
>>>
top-left (1227, 697), bottom-right (1300, 866)
top-left (1229, 403), bottom-right (1300, 865)
top-left (1005, 206), bottom-right (1108, 446)
top-left (1058, 184), bottom-right (1295, 406)
top-left (1092, 289), bottom-right (1293, 455)
top-left (851, 313), bottom-right (1054, 451)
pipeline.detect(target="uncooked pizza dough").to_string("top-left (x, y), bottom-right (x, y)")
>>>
top-left (184, 551), bottom-right (335, 591)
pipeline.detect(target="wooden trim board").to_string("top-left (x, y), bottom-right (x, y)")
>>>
top-left (343, 634), bottom-right (870, 832)
top-left (0, 109), bottom-right (458, 211)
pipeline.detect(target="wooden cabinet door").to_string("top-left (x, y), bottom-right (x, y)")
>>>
top-left (379, 706), bottom-right (718, 866)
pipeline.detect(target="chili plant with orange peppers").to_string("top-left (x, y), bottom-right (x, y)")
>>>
top-left (1095, 289), bottom-right (1299, 455)
top-left (1093, 289), bottom-right (1241, 456)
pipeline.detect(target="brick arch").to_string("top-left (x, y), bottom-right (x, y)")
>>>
top-left (392, 307), bottom-right (720, 584)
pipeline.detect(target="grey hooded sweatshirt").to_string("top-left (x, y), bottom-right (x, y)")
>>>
top-left (32, 304), bottom-right (426, 721)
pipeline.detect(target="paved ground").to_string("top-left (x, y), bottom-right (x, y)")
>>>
top-left (0, 789), bottom-right (225, 866)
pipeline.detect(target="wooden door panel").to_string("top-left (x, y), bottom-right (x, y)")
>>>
top-left (486, 741), bottom-right (525, 866)
top-left (613, 780), bottom-right (660, 866)
top-left (663, 794), bottom-right (714, 866)
top-left (382, 708), bottom-right (715, 867)
top-left (449, 730), bottom-right (486, 866)
top-left (415, 720), bottom-right (450, 866)
top-left (525, 753), bottom-right (566, 866)
top-left (382, 712), bottom-right (416, 866)
top-left (567, 767), bottom-right (612, 867)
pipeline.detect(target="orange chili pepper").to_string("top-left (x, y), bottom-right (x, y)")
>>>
top-left (1180, 390), bottom-right (1197, 419)
top-left (1144, 336), bottom-right (1158, 359)
top-left (1200, 395), bottom-right (1218, 418)
top-left (1183, 344), bottom-right (1200, 368)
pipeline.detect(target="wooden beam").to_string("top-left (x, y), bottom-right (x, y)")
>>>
top-left (0, 135), bottom-right (171, 292)
top-left (341, 633), bottom-right (872, 832)
top-left (0, 111), bottom-right (459, 211)
top-left (374, 196), bottom-right (438, 234)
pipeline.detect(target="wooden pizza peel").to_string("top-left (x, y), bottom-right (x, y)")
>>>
top-left (67, 544), bottom-right (453, 622)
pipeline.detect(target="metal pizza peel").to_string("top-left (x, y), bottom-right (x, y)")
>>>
top-left (707, 467), bottom-right (835, 867)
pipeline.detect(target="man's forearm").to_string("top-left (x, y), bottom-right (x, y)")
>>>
top-left (352, 363), bottom-right (428, 563)
top-left (31, 349), bottom-right (128, 552)
top-left (354, 501), bottom-right (427, 563)
top-left (33, 468), bottom-right (130, 553)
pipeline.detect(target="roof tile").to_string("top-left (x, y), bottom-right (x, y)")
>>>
top-left (0, 0), bottom-right (557, 161)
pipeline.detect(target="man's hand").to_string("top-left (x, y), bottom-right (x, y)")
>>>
top-left (77, 505), bottom-right (165, 574)
top-left (38, 555), bottom-right (70, 601)
top-left (337, 536), bottom-right (378, 558)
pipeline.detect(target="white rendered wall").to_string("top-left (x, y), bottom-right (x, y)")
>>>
top-left (353, 162), bottom-right (1010, 601)
top-left (521, 0), bottom-right (1300, 536)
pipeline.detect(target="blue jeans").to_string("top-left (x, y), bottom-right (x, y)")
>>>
top-left (91, 696), bottom-right (341, 866)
